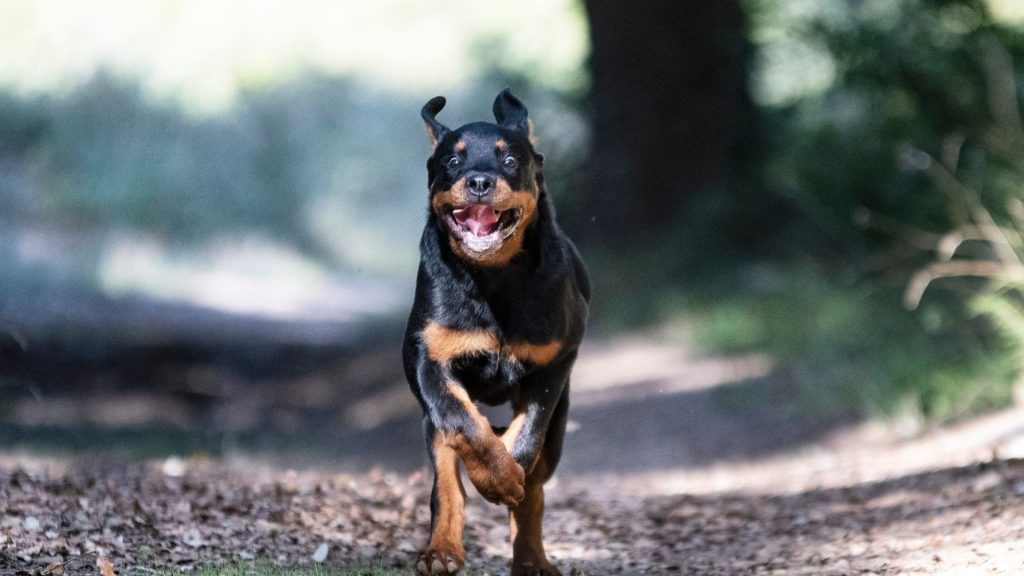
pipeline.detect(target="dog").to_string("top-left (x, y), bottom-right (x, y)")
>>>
top-left (403, 89), bottom-right (590, 576)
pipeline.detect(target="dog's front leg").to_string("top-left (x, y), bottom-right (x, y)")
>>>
top-left (416, 360), bottom-right (525, 576)
top-left (500, 361), bottom-right (574, 576)
top-left (500, 360), bottom-right (573, 474)
top-left (418, 359), bottom-right (526, 507)
top-left (418, 415), bottom-right (467, 576)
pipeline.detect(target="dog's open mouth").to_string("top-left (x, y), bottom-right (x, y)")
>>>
top-left (445, 205), bottom-right (522, 253)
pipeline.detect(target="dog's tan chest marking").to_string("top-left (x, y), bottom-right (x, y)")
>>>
top-left (422, 321), bottom-right (562, 367)
top-left (504, 340), bottom-right (562, 366)
top-left (422, 322), bottom-right (499, 364)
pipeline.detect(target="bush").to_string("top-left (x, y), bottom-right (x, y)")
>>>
top-left (635, 0), bottom-right (1024, 422)
top-left (0, 71), bottom-right (586, 281)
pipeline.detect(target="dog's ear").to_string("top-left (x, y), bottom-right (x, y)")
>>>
top-left (421, 96), bottom-right (449, 150)
top-left (493, 88), bottom-right (534, 141)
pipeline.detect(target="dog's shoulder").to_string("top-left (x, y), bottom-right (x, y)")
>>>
top-left (533, 194), bottom-right (590, 305)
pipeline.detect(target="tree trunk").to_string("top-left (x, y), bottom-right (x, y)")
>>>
top-left (575, 0), bottom-right (750, 247)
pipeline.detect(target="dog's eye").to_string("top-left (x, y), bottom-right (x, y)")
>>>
top-left (502, 156), bottom-right (518, 170)
top-left (447, 156), bottom-right (463, 169)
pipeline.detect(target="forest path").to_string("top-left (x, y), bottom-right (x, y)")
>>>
top-left (3, 331), bottom-right (1024, 574)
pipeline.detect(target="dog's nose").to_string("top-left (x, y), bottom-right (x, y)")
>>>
top-left (466, 175), bottom-right (494, 197)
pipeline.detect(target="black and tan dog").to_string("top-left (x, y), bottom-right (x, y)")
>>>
top-left (403, 89), bottom-right (590, 576)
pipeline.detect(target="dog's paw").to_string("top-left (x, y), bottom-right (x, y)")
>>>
top-left (465, 444), bottom-right (525, 507)
top-left (415, 547), bottom-right (464, 575)
top-left (511, 560), bottom-right (562, 576)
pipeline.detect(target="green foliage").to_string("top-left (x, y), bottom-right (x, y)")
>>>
top-left (4, 73), bottom-right (434, 273)
top-left (680, 0), bottom-right (1024, 421)
top-left (0, 71), bottom-right (586, 279)
top-left (974, 292), bottom-right (1024, 360)
top-left (753, 0), bottom-right (1024, 252)
top-left (680, 269), bottom-right (1016, 421)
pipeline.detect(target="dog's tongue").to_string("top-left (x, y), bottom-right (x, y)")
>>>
top-left (453, 205), bottom-right (500, 236)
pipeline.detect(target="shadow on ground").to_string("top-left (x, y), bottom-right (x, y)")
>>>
top-left (1, 290), bottom-right (851, 475)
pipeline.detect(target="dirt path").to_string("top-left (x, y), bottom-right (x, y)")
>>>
top-left (3, 333), bottom-right (1024, 574)
top-left (2, 454), bottom-right (1023, 575)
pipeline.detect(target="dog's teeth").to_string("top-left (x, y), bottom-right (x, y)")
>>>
top-left (432, 558), bottom-right (446, 573)
top-left (416, 559), bottom-right (428, 574)
top-left (446, 559), bottom-right (459, 573)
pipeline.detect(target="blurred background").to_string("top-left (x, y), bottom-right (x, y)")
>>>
top-left (2, 0), bottom-right (1024, 474)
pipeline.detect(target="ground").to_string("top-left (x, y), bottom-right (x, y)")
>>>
top-left (2, 313), bottom-right (1024, 575)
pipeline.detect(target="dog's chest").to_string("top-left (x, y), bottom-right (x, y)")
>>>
top-left (454, 331), bottom-right (564, 403)
top-left (450, 348), bottom-right (523, 405)
top-left (422, 314), bottom-right (565, 405)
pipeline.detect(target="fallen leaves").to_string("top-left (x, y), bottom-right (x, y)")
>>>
top-left (96, 556), bottom-right (115, 576)
top-left (1, 459), bottom-right (1023, 574)
top-left (0, 463), bottom-right (435, 573)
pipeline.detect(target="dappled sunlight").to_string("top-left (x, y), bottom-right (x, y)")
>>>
top-left (13, 394), bottom-right (193, 428)
top-left (340, 382), bottom-right (419, 432)
top-left (97, 233), bottom-right (407, 322)
top-left (0, 0), bottom-right (588, 111)
top-left (10, 227), bottom-right (101, 275)
top-left (571, 335), bottom-right (774, 405)
top-left (989, 0), bottom-right (1024, 25)
top-left (1, 0), bottom-right (1023, 572)
top-left (562, 405), bottom-right (1024, 497)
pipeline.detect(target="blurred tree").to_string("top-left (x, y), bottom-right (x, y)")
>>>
top-left (578, 0), bottom-right (751, 247)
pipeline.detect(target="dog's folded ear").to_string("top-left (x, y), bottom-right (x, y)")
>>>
top-left (493, 88), bottom-right (534, 141)
top-left (421, 96), bottom-right (449, 150)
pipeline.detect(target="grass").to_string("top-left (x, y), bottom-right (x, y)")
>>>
top-left (177, 567), bottom-right (406, 576)
top-left (609, 263), bottom-right (1020, 424)
top-left (154, 564), bottom-right (402, 576)
top-left (150, 561), bottom-right (498, 576)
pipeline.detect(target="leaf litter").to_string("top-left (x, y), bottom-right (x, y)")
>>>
top-left (1, 457), bottom-right (1023, 575)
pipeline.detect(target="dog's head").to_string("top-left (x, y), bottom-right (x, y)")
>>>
top-left (421, 89), bottom-right (544, 267)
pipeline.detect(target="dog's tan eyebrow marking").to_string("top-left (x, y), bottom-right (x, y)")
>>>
top-left (455, 140), bottom-right (467, 153)
top-left (495, 139), bottom-right (507, 151)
